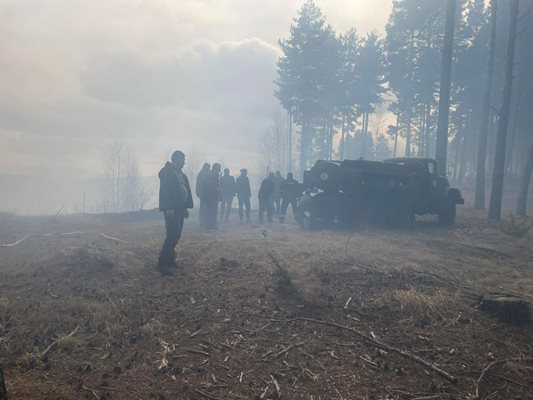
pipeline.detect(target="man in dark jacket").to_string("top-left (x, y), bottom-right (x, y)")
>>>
top-left (204, 163), bottom-right (221, 229)
top-left (272, 171), bottom-right (283, 217)
top-left (196, 163), bottom-right (210, 228)
top-left (219, 168), bottom-right (236, 221)
top-left (158, 150), bottom-right (193, 275)
top-left (235, 168), bottom-right (251, 223)
top-left (279, 172), bottom-right (301, 223)
top-left (258, 172), bottom-right (275, 223)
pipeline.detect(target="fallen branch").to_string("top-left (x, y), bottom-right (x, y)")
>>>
top-left (0, 235), bottom-right (29, 247)
top-left (98, 233), bottom-right (127, 243)
top-left (39, 326), bottom-right (80, 359)
top-left (272, 317), bottom-right (457, 383)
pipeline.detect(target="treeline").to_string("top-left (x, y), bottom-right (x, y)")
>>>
top-left (275, 0), bottom-right (533, 214)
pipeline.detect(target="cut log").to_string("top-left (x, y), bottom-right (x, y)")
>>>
top-left (0, 367), bottom-right (7, 400)
top-left (480, 294), bottom-right (531, 325)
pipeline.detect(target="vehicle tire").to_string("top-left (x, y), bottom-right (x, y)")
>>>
top-left (438, 200), bottom-right (456, 226)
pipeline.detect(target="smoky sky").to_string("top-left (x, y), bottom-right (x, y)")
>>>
top-left (0, 0), bottom-right (392, 180)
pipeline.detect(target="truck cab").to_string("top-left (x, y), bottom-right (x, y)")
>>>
top-left (385, 157), bottom-right (464, 225)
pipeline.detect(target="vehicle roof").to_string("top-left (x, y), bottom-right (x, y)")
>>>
top-left (385, 157), bottom-right (436, 163)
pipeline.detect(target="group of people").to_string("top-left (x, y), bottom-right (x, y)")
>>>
top-left (195, 164), bottom-right (302, 228)
top-left (156, 150), bottom-right (302, 275)
top-left (195, 163), bottom-right (252, 228)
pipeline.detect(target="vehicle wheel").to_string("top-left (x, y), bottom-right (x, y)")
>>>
top-left (438, 200), bottom-right (456, 226)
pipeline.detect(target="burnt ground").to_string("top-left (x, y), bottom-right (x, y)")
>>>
top-left (0, 209), bottom-right (532, 400)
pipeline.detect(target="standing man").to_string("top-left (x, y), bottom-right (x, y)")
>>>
top-left (219, 168), bottom-right (236, 221)
top-left (158, 150), bottom-right (193, 275)
top-left (204, 163), bottom-right (221, 229)
top-left (272, 171), bottom-right (283, 217)
top-left (196, 163), bottom-right (210, 228)
top-left (258, 172), bottom-right (275, 224)
top-left (235, 168), bottom-right (251, 223)
top-left (279, 172), bottom-right (300, 223)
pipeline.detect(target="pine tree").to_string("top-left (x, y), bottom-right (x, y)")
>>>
top-left (357, 32), bottom-right (386, 159)
top-left (275, 0), bottom-right (338, 173)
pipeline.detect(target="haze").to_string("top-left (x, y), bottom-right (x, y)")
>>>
top-left (0, 0), bottom-right (392, 213)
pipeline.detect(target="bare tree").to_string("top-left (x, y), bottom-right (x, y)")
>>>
top-left (122, 154), bottom-right (141, 211)
top-left (259, 109), bottom-right (289, 174)
top-left (102, 138), bottom-right (153, 212)
top-left (488, 0), bottom-right (520, 220)
top-left (102, 137), bottom-right (126, 212)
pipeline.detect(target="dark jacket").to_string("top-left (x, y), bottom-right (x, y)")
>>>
top-left (220, 175), bottom-right (236, 198)
top-left (235, 175), bottom-right (251, 198)
top-left (258, 178), bottom-right (274, 200)
top-left (203, 171), bottom-right (221, 201)
top-left (159, 162), bottom-right (194, 212)
top-left (281, 178), bottom-right (301, 200)
top-left (196, 169), bottom-right (209, 198)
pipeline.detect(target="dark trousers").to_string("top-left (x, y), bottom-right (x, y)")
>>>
top-left (258, 197), bottom-right (273, 223)
top-left (205, 197), bottom-right (219, 229)
top-left (238, 197), bottom-right (251, 222)
top-left (159, 212), bottom-right (184, 266)
top-left (280, 197), bottom-right (298, 222)
top-left (199, 198), bottom-right (207, 227)
top-left (220, 196), bottom-right (234, 220)
top-left (272, 196), bottom-right (281, 216)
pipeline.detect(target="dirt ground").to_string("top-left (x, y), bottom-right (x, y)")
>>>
top-left (0, 209), bottom-right (532, 400)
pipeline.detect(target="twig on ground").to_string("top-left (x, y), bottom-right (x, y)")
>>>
top-left (47, 282), bottom-right (59, 298)
top-left (264, 340), bottom-right (308, 361)
top-left (475, 358), bottom-right (533, 399)
top-left (271, 317), bottom-right (457, 383)
top-left (98, 233), bottom-right (127, 243)
top-left (271, 374), bottom-right (281, 398)
top-left (343, 297), bottom-right (352, 310)
top-left (185, 348), bottom-right (210, 356)
top-left (82, 385), bottom-right (100, 400)
top-left (194, 389), bottom-right (222, 400)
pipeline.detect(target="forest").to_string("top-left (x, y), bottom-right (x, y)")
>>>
top-left (274, 0), bottom-right (533, 218)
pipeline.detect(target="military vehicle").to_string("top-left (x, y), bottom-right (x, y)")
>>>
top-left (300, 157), bottom-right (464, 229)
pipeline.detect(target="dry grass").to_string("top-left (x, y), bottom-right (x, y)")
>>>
top-left (393, 288), bottom-right (449, 316)
top-left (1, 210), bottom-right (533, 399)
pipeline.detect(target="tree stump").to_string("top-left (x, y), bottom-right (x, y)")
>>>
top-left (480, 294), bottom-right (531, 325)
top-left (0, 367), bottom-right (7, 400)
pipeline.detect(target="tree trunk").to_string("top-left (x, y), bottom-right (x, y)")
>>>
top-left (393, 107), bottom-right (400, 158)
top-left (288, 111), bottom-right (292, 173)
top-left (300, 121), bottom-right (309, 178)
top-left (488, 0), bottom-right (519, 220)
top-left (424, 103), bottom-right (432, 158)
top-left (516, 143), bottom-right (533, 216)
top-left (340, 114), bottom-right (346, 159)
top-left (435, 0), bottom-right (457, 176)
top-left (362, 112), bottom-right (368, 159)
top-left (474, 0), bottom-right (498, 210)
top-left (405, 111), bottom-right (412, 157)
